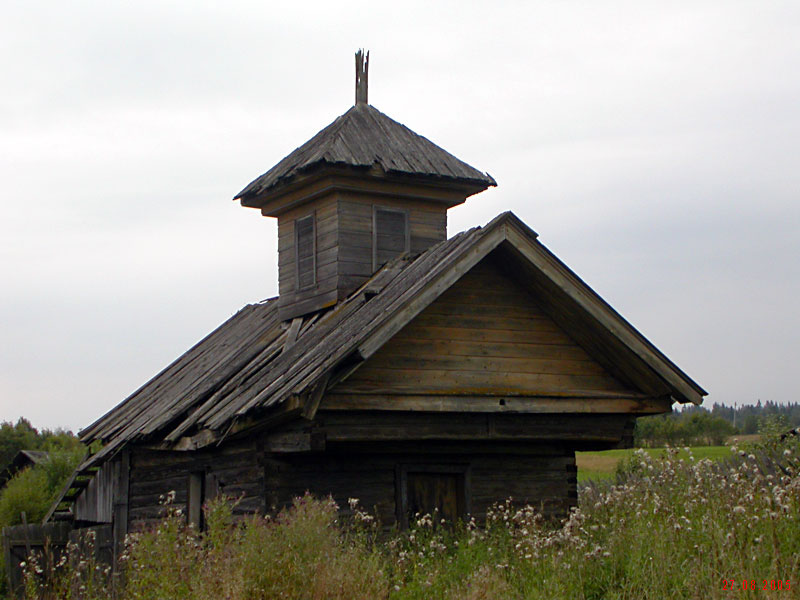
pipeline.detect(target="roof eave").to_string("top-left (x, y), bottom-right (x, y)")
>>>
top-left (237, 163), bottom-right (495, 217)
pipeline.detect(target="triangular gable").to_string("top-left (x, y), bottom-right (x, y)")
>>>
top-left (331, 255), bottom-right (636, 399)
top-left (350, 213), bottom-right (705, 407)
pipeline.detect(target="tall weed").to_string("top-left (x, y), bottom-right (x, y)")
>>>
top-left (19, 437), bottom-right (800, 600)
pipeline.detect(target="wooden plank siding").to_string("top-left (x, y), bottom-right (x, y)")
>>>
top-left (334, 256), bottom-right (636, 398)
top-left (336, 195), bottom-right (446, 299)
top-left (277, 196), bottom-right (338, 302)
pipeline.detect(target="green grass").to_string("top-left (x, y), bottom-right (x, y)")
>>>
top-left (577, 445), bottom-right (733, 482)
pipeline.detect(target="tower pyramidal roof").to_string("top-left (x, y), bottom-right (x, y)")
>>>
top-left (235, 50), bottom-right (496, 209)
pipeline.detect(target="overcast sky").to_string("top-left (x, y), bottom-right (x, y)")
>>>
top-left (1, 1), bottom-right (798, 432)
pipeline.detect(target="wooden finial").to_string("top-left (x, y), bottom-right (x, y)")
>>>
top-left (355, 49), bottom-right (369, 105)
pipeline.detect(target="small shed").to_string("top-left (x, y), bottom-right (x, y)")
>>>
top-left (47, 52), bottom-right (705, 557)
top-left (0, 451), bottom-right (49, 490)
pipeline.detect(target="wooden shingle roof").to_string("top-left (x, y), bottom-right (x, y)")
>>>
top-left (77, 212), bottom-right (706, 473)
top-left (234, 103), bottom-right (496, 204)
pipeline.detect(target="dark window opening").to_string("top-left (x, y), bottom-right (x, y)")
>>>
top-left (373, 207), bottom-right (409, 270)
top-left (396, 464), bottom-right (469, 528)
top-left (295, 215), bottom-right (316, 290)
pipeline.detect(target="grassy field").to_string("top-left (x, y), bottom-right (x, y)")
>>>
top-left (576, 445), bottom-right (734, 482)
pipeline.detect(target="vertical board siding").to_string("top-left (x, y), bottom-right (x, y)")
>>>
top-left (336, 256), bottom-right (634, 396)
top-left (74, 459), bottom-right (117, 524)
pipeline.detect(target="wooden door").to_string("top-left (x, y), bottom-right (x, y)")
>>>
top-left (407, 472), bottom-right (463, 522)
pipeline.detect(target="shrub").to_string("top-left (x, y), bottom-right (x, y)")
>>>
top-left (0, 448), bottom-right (85, 530)
top-left (119, 492), bottom-right (388, 600)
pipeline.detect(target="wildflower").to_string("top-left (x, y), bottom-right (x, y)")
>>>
top-left (733, 506), bottom-right (746, 515)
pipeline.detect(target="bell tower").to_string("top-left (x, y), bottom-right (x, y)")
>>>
top-left (235, 50), bottom-right (496, 321)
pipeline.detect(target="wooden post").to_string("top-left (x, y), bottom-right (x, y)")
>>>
top-left (355, 49), bottom-right (369, 105)
top-left (19, 512), bottom-right (31, 558)
top-left (1, 528), bottom-right (12, 593)
top-left (112, 450), bottom-right (130, 579)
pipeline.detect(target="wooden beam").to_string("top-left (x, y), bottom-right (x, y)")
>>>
top-left (284, 317), bottom-right (303, 350)
top-left (302, 373), bottom-right (331, 420)
top-left (172, 428), bottom-right (220, 451)
top-left (322, 394), bottom-right (671, 415)
top-left (264, 431), bottom-right (325, 453)
top-left (256, 171), bottom-right (475, 217)
top-left (318, 411), bottom-right (630, 444)
top-left (223, 395), bottom-right (304, 441)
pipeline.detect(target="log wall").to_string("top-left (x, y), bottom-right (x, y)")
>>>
top-left (264, 442), bottom-right (576, 526)
top-left (126, 440), bottom-right (264, 531)
top-left (124, 430), bottom-right (587, 532)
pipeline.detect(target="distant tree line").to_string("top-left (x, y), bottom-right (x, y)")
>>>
top-left (634, 401), bottom-right (800, 447)
top-left (706, 400), bottom-right (800, 434)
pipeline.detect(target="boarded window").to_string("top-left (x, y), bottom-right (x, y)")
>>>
top-left (295, 215), bottom-right (316, 289)
top-left (397, 464), bottom-right (469, 527)
top-left (373, 207), bottom-right (409, 269)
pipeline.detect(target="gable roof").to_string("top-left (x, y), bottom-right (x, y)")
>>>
top-left (0, 450), bottom-right (50, 488)
top-left (234, 103), bottom-right (496, 204)
top-left (77, 211), bottom-right (705, 474)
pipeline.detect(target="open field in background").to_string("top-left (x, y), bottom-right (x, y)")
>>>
top-left (577, 446), bottom-right (734, 482)
top-left (577, 435), bottom-right (764, 482)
